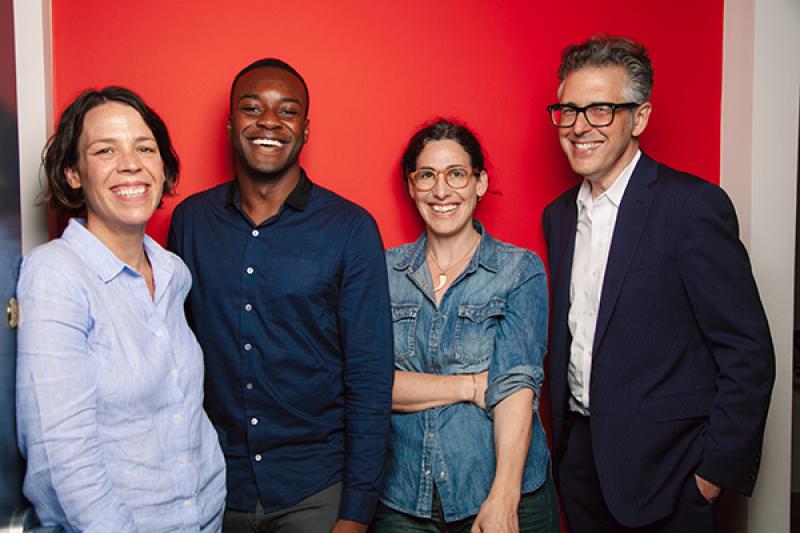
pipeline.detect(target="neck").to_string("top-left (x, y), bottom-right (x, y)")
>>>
top-left (85, 219), bottom-right (147, 267)
top-left (237, 165), bottom-right (302, 225)
top-left (589, 142), bottom-right (639, 199)
top-left (426, 223), bottom-right (480, 266)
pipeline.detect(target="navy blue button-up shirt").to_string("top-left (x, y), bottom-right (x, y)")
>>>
top-left (168, 172), bottom-right (393, 523)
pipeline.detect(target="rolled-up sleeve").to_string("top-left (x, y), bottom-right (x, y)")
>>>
top-left (486, 252), bottom-right (548, 414)
top-left (16, 259), bottom-right (137, 532)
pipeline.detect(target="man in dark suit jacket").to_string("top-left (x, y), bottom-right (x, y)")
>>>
top-left (542, 35), bottom-right (774, 532)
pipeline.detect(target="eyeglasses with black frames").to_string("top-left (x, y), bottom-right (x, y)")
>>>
top-left (547, 102), bottom-right (640, 128)
top-left (408, 166), bottom-right (476, 191)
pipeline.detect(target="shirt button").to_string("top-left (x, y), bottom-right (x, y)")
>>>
top-left (252, 229), bottom-right (260, 237)
top-left (250, 417), bottom-right (258, 426)
top-left (155, 329), bottom-right (164, 337)
top-left (427, 432), bottom-right (434, 438)
top-left (244, 343), bottom-right (252, 351)
top-left (178, 455), bottom-right (186, 464)
top-left (440, 472), bottom-right (446, 478)
top-left (170, 369), bottom-right (177, 378)
top-left (245, 382), bottom-right (253, 390)
top-left (184, 500), bottom-right (192, 508)
top-left (246, 266), bottom-right (254, 275)
top-left (255, 454), bottom-right (262, 462)
top-left (173, 413), bottom-right (182, 422)
top-left (424, 470), bottom-right (431, 476)
top-left (244, 303), bottom-right (253, 312)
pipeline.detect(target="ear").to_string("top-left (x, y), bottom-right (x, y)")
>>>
top-left (631, 102), bottom-right (652, 137)
top-left (65, 167), bottom-right (81, 189)
top-left (226, 116), bottom-right (233, 139)
top-left (303, 118), bottom-right (310, 144)
top-left (475, 170), bottom-right (489, 198)
top-left (407, 176), bottom-right (415, 199)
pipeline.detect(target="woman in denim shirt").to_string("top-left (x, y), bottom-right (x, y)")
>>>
top-left (371, 119), bottom-right (559, 532)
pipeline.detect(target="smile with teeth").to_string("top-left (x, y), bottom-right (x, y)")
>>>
top-left (574, 141), bottom-right (602, 151)
top-left (431, 204), bottom-right (458, 214)
top-left (251, 138), bottom-right (284, 147)
top-left (113, 185), bottom-right (148, 198)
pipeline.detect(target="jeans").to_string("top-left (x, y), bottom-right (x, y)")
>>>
top-left (222, 482), bottom-right (342, 533)
top-left (370, 475), bottom-right (559, 533)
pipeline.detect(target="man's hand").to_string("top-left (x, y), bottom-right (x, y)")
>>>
top-left (471, 493), bottom-right (519, 533)
top-left (331, 519), bottom-right (367, 533)
top-left (694, 473), bottom-right (721, 504)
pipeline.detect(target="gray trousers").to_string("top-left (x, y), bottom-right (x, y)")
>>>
top-left (223, 482), bottom-right (342, 533)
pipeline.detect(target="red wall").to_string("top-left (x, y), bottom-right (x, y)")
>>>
top-left (51, 3), bottom-right (724, 526)
top-left (51, 0), bottom-right (723, 253)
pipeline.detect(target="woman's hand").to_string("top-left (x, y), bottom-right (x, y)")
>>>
top-left (471, 492), bottom-right (520, 533)
top-left (471, 371), bottom-right (489, 409)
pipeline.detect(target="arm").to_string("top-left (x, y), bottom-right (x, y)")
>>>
top-left (475, 252), bottom-right (548, 531)
top-left (16, 259), bottom-right (138, 532)
top-left (473, 389), bottom-right (534, 533)
top-left (392, 370), bottom-right (488, 412)
top-left (677, 182), bottom-right (775, 496)
top-left (334, 214), bottom-right (395, 526)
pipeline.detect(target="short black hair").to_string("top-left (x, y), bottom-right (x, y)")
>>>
top-left (229, 58), bottom-right (309, 114)
top-left (42, 86), bottom-right (180, 215)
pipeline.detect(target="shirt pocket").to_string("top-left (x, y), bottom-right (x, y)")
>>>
top-left (391, 303), bottom-right (420, 362)
top-left (454, 298), bottom-right (506, 365)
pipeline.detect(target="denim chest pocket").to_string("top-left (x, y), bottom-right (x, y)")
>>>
top-left (391, 303), bottom-right (420, 362)
top-left (454, 298), bottom-right (506, 364)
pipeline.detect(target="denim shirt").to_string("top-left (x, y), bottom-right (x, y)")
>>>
top-left (380, 222), bottom-right (550, 522)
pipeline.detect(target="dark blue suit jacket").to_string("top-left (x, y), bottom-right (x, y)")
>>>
top-left (542, 153), bottom-right (774, 526)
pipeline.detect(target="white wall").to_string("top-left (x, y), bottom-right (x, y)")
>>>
top-left (13, 0), bottom-right (50, 253)
top-left (721, 0), bottom-right (800, 532)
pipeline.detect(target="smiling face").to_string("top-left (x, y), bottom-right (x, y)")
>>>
top-left (228, 67), bottom-right (309, 182)
top-left (409, 139), bottom-right (488, 240)
top-left (65, 102), bottom-right (165, 240)
top-left (558, 66), bottom-right (651, 193)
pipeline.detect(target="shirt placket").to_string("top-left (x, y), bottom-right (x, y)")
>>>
top-left (240, 225), bottom-right (263, 467)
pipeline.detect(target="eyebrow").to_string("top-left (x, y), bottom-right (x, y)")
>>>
top-left (237, 94), bottom-right (304, 106)
top-left (87, 136), bottom-right (156, 145)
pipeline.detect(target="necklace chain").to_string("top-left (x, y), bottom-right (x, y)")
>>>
top-left (427, 234), bottom-right (480, 292)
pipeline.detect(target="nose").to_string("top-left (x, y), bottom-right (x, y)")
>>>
top-left (117, 148), bottom-right (143, 173)
top-left (572, 110), bottom-right (593, 135)
top-left (256, 107), bottom-right (280, 129)
top-left (431, 172), bottom-right (450, 199)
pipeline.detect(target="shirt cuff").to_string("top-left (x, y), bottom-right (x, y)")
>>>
top-left (486, 364), bottom-right (542, 418)
top-left (338, 487), bottom-right (378, 524)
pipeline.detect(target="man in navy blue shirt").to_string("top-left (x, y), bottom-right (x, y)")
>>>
top-left (168, 58), bottom-right (393, 533)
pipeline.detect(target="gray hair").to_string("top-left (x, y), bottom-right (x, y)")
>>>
top-left (557, 34), bottom-right (654, 103)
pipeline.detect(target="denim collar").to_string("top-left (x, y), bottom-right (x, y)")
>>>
top-left (391, 220), bottom-right (499, 275)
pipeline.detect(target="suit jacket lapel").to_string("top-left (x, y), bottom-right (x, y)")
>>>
top-left (592, 154), bottom-right (658, 353)
top-left (553, 191), bottom-right (578, 350)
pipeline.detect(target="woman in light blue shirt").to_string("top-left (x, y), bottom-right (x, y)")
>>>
top-left (371, 119), bottom-right (559, 532)
top-left (16, 87), bottom-right (225, 532)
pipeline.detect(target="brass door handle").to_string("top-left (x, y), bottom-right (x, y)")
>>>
top-left (6, 297), bottom-right (18, 329)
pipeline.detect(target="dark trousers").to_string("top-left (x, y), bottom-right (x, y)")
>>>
top-left (222, 482), bottom-right (342, 533)
top-left (370, 474), bottom-right (560, 533)
top-left (557, 414), bottom-right (717, 533)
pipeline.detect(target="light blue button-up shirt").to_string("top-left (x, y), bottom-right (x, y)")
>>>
top-left (16, 219), bottom-right (226, 532)
top-left (381, 222), bottom-right (550, 522)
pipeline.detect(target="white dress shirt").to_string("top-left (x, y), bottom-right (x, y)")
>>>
top-left (567, 150), bottom-right (641, 415)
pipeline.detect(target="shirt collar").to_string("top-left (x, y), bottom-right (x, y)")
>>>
top-left (61, 218), bottom-right (170, 287)
top-left (576, 149), bottom-right (641, 213)
top-left (225, 170), bottom-right (313, 211)
top-left (392, 220), bottom-right (499, 274)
